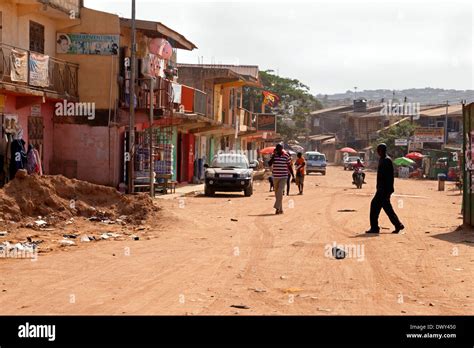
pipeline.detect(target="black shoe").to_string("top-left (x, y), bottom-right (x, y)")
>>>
top-left (365, 229), bottom-right (380, 234)
top-left (392, 224), bottom-right (405, 234)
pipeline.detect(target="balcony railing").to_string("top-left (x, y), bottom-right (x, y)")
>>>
top-left (0, 43), bottom-right (79, 99)
top-left (237, 107), bottom-right (255, 131)
top-left (120, 76), bottom-right (174, 113)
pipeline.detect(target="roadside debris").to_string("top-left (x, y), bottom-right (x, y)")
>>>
top-left (337, 209), bottom-right (357, 213)
top-left (248, 287), bottom-right (266, 293)
top-left (332, 247), bottom-right (346, 259)
top-left (230, 304), bottom-right (250, 309)
top-left (60, 239), bottom-right (75, 246)
top-left (80, 235), bottom-right (91, 243)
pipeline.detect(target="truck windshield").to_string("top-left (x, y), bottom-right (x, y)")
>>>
top-left (211, 155), bottom-right (249, 169)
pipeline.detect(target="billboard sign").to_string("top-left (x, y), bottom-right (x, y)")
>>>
top-left (395, 138), bottom-right (408, 146)
top-left (414, 127), bottom-right (444, 143)
top-left (256, 113), bottom-right (276, 132)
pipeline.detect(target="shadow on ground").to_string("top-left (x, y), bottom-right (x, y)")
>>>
top-left (431, 225), bottom-right (474, 246)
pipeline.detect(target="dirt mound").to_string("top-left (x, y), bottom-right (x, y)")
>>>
top-left (0, 175), bottom-right (157, 224)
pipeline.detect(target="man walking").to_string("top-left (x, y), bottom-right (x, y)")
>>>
top-left (269, 144), bottom-right (295, 214)
top-left (366, 143), bottom-right (405, 234)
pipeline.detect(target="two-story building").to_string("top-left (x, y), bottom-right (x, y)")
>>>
top-left (0, 0), bottom-right (81, 186)
top-left (177, 64), bottom-right (263, 181)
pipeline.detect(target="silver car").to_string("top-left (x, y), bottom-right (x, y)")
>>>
top-left (305, 151), bottom-right (327, 175)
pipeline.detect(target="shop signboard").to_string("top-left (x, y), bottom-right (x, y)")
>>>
top-left (256, 113), bottom-right (276, 132)
top-left (57, 33), bottom-right (119, 56)
top-left (395, 138), bottom-right (408, 146)
top-left (414, 127), bottom-right (444, 143)
top-left (408, 141), bottom-right (423, 151)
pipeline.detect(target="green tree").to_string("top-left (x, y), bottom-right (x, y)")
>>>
top-left (243, 70), bottom-right (322, 141)
top-left (372, 120), bottom-right (415, 158)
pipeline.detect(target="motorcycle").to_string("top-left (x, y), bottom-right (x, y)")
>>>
top-left (353, 169), bottom-right (364, 189)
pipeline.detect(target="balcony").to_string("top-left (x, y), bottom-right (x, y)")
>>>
top-left (237, 107), bottom-right (256, 132)
top-left (180, 85), bottom-right (207, 116)
top-left (0, 43), bottom-right (79, 99)
top-left (119, 77), bottom-right (208, 118)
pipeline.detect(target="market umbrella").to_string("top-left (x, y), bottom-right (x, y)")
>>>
top-left (405, 152), bottom-right (424, 160)
top-left (339, 147), bottom-right (357, 154)
top-left (393, 157), bottom-right (415, 166)
top-left (260, 146), bottom-right (275, 155)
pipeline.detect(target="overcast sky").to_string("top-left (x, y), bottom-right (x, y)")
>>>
top-left (85, 0), bottom-right (473, 95)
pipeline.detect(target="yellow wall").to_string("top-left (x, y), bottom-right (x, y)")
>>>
top-left (0, 1), bottom-right (59, 56)
top-left (56, 7), bottom-right (121, 109)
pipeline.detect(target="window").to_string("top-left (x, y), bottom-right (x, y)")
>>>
top-left (29, 21), bottom-right (45, 54)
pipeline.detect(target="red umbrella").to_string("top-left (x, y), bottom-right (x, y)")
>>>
top-left (260, 146), bottom-right (275, 155)
top-left (339, 147), bottom-right (357, 154)
top-left (406, 152), bottom-right (424, 160)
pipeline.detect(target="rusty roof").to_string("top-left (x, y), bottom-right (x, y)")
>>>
top-left (120, 18), bottom-right (197, 51)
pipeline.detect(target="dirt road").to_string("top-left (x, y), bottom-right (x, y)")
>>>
top-left (0, 166), bottom-right (472, 315)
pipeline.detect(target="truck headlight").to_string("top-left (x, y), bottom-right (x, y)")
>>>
top-left (239, 172), bottom-right (250, 178)
top-left (205, 171), bottom-right (215, 178)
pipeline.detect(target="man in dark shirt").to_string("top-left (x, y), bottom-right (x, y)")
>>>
top-left (366, 143), bottom-right (404, 234)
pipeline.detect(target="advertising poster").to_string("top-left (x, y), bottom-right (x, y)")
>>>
top-left (57, 33), bottom-right (119, 55)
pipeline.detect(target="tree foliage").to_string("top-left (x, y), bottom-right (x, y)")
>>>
top-left (372, 120), bottom-right (415, 158)
top-left (243, 70), bottom-right (322, 141)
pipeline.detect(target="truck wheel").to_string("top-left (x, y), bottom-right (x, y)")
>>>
top-left (204, 186), bottom-right (214, 197)
top-left (244, 185), bottom-right (253, 197)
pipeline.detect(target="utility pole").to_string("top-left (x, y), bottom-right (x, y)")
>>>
top-left (128, 0), bottom-right (137, 194)
top-left (149, 78), bottom-right (155, 197)
top-left (444, 100), bottom-right (449, 146)
top-left (354, 86), bottom-right (358, 100)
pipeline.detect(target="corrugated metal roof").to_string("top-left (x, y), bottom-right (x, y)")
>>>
top-left (420, 104), bottom-right (463, 117)
top-left (310, 105), bottom-right (352, 115)
top-left (177, 64), bottom-right (259, 80)
top-left (120, 18), bottom-right (197, 51)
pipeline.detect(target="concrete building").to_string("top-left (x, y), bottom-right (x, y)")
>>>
top-left (0, 0), bottom-right (82, 185)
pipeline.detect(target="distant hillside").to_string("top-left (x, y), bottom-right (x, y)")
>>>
top-left (316, 88), bottom-right (474, 107)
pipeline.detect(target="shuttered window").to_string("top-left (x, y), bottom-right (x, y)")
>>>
top-left (29, 21), bottom-right (45, 54)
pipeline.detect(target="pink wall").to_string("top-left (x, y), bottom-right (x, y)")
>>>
top-left (53, 124), bottom-right (121, 186)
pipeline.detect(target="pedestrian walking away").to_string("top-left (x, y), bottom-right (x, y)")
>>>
top-left (295, 152), bottom-right (306, 194)
top-left (269, 144), bottom-right (295, 214)
top-left (366, 143), bottom-right (405, 234)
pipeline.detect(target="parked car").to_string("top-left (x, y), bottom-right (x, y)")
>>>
top-left (343, 156), bottom-right (362, 170)
top-left (305, 151), bottom-right (327, 175)
top-left (204, 154), bottom-right (258, 197)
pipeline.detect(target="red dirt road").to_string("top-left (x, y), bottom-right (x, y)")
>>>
top-left (0, 166), bottom-right (472, 315)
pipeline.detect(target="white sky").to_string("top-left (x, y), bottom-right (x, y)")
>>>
top-left (85, 0), bottom-right (473, 95)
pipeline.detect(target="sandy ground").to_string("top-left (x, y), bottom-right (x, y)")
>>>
top-left (0, 166), bottom-right (472, 315)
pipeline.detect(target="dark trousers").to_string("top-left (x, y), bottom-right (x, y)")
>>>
top-left (370, 191), bottom-right (402, 230)
top-left (286, 175), bottom-right (291, 195)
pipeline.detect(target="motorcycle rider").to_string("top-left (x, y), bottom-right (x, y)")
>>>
top-left (352, 159), bottom-right (366, 184)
